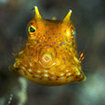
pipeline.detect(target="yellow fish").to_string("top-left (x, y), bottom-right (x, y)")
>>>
top-left (11, 6), bottom-right (86, 86)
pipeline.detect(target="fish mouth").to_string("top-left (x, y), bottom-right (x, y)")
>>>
top-left (11, 44), bottom-right (85, 85)
top-left (14, 63), bottom-right (85, 86)
top-left (11, 49), bottom-right (85, 86)
top-left (38, 46), bottom-right (57, 68)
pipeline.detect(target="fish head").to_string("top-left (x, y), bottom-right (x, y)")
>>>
top-left (11, 6), bottom-right (86, 86)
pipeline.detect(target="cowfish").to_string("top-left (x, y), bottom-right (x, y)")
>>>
top-left (10, 6), bottom-right (86, 86)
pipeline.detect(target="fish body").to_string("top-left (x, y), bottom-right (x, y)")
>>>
top-left (11, 6), bottom-right (86, 86)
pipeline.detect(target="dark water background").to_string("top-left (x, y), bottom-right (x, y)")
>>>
top-left (0, 0), bottom-right (105, 105)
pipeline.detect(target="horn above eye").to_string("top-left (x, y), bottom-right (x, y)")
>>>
top-left (34, 6), bottom-right (42, 20)
top-left (63, 9), bottom-right (72, 22)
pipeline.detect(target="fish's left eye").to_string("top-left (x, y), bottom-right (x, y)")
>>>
top-left (72, 29), bottom-right (76, 38)
top-left (72, 29), bottom-right (76, 35)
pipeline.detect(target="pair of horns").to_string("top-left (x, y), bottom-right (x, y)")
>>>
top-left (34, 6), bottom-right (72, 22)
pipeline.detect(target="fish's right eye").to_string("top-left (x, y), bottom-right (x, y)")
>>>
top-left (28, 25), bottom-right (36, 34)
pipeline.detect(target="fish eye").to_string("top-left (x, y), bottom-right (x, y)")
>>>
top-left (30, 27), bottom-right (35, 32)
top-left (28, 25), bottom-right (36, 33)
top-left (72, 29), bottom-right (76, 38)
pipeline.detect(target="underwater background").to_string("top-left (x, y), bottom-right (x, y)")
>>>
top-left (0, 0), bottom-right (105, 105)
